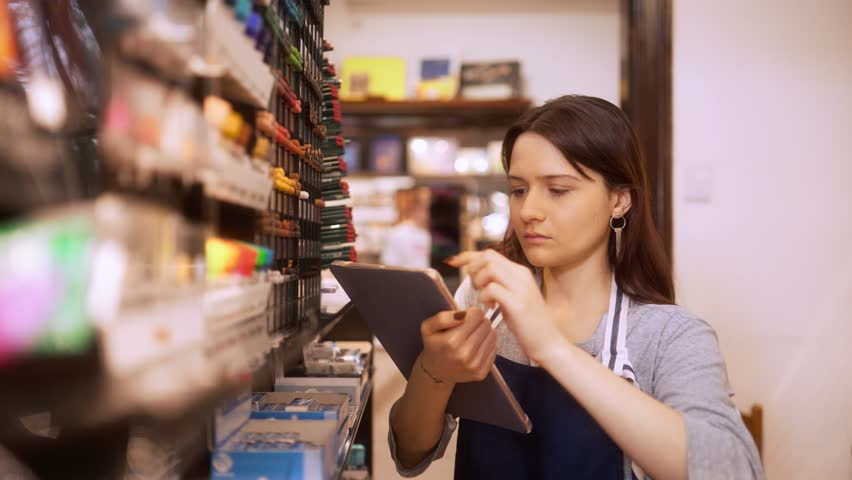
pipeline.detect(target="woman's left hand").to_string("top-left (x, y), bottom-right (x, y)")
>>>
top-left (447, 250), bottom-right (563, 363)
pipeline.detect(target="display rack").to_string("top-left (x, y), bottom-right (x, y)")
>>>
top-left (332, 373), bottom-right (374, 479)
top-left (0, 1), bottom-right (372, 478)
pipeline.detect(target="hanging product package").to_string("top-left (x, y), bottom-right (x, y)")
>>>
top-left (41, 0), bottom-right (106, 198)
top-left (0, 0), bottom-right (62, 218)
top-left (0, 0), bottom-right (107, 216)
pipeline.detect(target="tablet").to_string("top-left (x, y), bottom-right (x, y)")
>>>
top-left (330, 261), bottom-right (532, 434)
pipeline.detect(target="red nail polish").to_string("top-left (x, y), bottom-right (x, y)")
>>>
top-left (453, 311), bottom-right (466, 320)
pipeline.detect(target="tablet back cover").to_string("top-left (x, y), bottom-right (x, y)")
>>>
top-left (330, 262), bottom-right (531, 433)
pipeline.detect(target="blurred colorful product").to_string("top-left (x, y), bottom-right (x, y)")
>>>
top-left (206, 238), bottom-right (273, 280)
top-left (0, 0), bottom-right (18, 79)
top-left (0, 216), bottom-right (95, 363)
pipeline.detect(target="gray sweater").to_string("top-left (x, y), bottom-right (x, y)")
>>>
top-left (389, 277), bottom-right (765, 479)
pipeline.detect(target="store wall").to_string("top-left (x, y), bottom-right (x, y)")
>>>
top-left (323, 0), bottom-right (622, 105)
top-left (673, 0), bottom-right (852, 478)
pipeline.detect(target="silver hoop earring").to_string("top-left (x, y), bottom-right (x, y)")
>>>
top-left (610, 215), bottom-right (627, 256)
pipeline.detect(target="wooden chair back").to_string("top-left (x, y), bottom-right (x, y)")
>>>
top-left (740, 404), bottom-right (763, 459)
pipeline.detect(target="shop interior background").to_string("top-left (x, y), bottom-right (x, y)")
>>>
top-left (0, 0), bottom-right (849, 478)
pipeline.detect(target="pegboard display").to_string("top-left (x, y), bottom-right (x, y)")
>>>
top-left (320, 42), bottom-right (358, 268)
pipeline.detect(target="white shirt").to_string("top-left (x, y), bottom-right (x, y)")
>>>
top-left (380, 221), bottom-right (431, 269)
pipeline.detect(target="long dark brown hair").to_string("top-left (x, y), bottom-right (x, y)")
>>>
top-left (499, 95), bottom-right (675, 305)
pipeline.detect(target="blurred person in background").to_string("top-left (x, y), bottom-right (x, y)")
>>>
top-left (381, 186), bottom-right (432, 269)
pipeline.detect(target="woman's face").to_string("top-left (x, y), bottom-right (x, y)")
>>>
top-left (507, 132), bottom-right (623, 270)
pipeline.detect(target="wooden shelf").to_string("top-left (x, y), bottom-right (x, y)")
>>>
top-left (347, 173), bottom-right (508, 190)
top-left (340, 98), bottom-right (532, 133)
top-left (341, 98), bottom-right (532, 116)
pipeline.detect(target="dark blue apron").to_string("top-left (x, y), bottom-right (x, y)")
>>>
top-left (455, 278), bottom-right (639, 480)
top-left (454, 355), bottom-right (625, 479)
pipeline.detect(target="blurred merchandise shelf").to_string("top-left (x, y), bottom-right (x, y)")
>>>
top-left (0, 300), bottom-right (355, 439)
top-left (199, 149), bottom-right (272, 210)
top-left (263, 303), bottom-right (356, 375)
top-left (203, 281), bottom-right (272, 338)
top-left (204, 0), bottom-right (275, 108)
top-left (0, 0), bottom-right (371, 477)
top-left (100, 60), bottom-right (274, 211)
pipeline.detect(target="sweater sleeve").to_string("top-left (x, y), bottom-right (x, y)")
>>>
top-left (651, 312), bottom-right (765, 480)
top-left (388, 401), bottom-right (458, 477)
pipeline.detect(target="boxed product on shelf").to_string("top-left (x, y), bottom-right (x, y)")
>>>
top-left (250, 391), bottom-right (353, 457)
top-left (303, 341), bottom-right (371, 377)
top-left (214, 390), bottom-right (254, 445)
top-left (275, 371), bottom-right (368, 408)
top-left (333, 341), bottom-right (373, 376)
top-left (302, 340), bottom-right (335, 376)
top-left (251, 392), bottom-right (349, 424)
top-left (211, 418), bottom-right (339, 480)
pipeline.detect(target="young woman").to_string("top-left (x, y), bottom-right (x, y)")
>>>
top-left (389, 96), bottom-right (764, 479)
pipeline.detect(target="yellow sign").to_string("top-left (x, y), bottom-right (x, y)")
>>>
top-left (340, 57), bottom-right (406, 101)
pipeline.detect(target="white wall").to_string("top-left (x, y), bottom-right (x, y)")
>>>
top-left (673, 1), bottom-right (852, 478)
top-left (323, 0), bottom-right (621, 105)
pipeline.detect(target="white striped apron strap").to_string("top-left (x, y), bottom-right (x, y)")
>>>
top-left (601, 276), bottom-right (644, 480)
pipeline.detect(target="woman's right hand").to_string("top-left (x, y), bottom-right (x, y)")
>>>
top-left (418, 307), bottom-right (498, 385)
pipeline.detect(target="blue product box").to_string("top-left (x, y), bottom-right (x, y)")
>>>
top-left (251, 392), bottom-right (348, 422)
top-left (274, 372), bottom-right (365, 406)
top-left (214, 390), bottom-right (253, 445)
top-left (250, 392), bottom-right (352, 458)
top-left (211, 419), bottom-right (338, 480)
